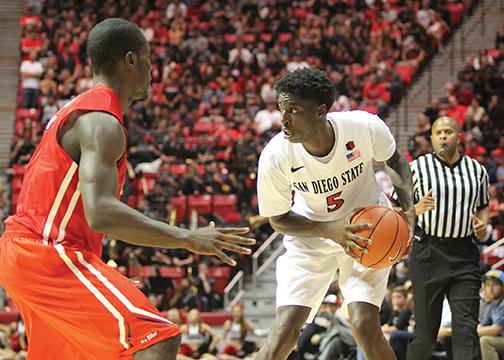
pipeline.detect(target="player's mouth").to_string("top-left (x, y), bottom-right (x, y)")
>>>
top-left (283, 128), bottom-right (294, 139)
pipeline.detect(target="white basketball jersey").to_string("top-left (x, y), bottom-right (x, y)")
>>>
top-left (258, 111), bottom-right (396, 223)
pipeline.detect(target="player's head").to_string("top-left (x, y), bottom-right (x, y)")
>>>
top-left (275, 68), bottom-right (336, 143)
top-left (431, 116), bottom-right (460, 157)
top-left (87, 18), bottom-right (151, 101)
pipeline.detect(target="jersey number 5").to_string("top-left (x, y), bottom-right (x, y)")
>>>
top-left (326, 192), bottom-right (344, 212)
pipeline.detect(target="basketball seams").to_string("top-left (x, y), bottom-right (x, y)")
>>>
top-left (353, 207), bottom-right (391, 264)
top-left (368, 210), bottom-right (400, 268)
top-left (350, 205), bottom-right (383, 261)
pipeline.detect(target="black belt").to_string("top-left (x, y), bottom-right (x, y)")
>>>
top-left (418, 233), bottom-right (473, 242)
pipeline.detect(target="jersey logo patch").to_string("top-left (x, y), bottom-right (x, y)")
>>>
top-left (291, 166), bottom-right (304, 173)
top-left (346, 141), bottom-right (355, 150)
top-left (346, 149), bottom-right (361, 162)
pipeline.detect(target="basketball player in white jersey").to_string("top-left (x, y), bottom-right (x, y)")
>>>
top-left (255, 68), bottom-right (415, 360)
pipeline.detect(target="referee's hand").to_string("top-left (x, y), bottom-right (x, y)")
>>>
top-left (415, 189), bottom-right (435, 216)
top-left (473, 216), bottom-right (487, 240)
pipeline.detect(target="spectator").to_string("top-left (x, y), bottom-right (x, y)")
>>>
top-left (221, 304), bottom-right (257, 359)
top-left (253, 101), bottom-right (282, 135)
top-left (295, 294), bottom-right (340, 360)
top-left (479, 270), bottom-right (504, 360)
top-left (382, 286), bottom-right (412, 338)
top-left (179, 308), bottom-right (220, 360)
top-left (41, 94), bottom-right (59, 126)
top-left (191, 261), bottom-right (218, 311)
top-left (20, 50), bottom-right (43, 109)
top-left (9, 129), bottom-right (35, 166)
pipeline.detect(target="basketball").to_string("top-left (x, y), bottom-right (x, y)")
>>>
top-left (349, 205), bottom-right (409, 269)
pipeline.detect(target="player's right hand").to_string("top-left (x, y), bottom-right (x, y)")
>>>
top-left (415, 189), bottom-right (435, 216)
top-left (323, 209), bottom-right (372, 259)
top-left (184, 224), bottom-right (256, 266)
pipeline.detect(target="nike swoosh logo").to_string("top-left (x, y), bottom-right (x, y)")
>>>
top-left (291, 166), bottom-right (304, 173)
top-left (389, 240), bottom-right (403, 263)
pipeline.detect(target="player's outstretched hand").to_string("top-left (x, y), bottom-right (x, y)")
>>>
top-left (185, 223), bottom-right (256, 266)
top-left (323, 209), bottom-right (372, 259)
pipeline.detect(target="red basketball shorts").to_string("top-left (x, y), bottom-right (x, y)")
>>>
top-left (0, 224), bottom-right (180, 359)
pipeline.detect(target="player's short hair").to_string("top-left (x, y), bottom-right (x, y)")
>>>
top-left (275, 68), bottom-right (336, 110)
top-left (87, 18), bottom-right (146, 75)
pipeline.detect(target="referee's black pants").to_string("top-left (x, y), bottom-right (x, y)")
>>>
top-left (406, 235), bottom-right (481, 360)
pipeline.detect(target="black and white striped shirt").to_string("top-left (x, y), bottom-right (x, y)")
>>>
top-left (394, 153), bottom-right (490, 238)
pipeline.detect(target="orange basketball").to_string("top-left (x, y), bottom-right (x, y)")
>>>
top-left (349, 205), bottom-right (409, 269)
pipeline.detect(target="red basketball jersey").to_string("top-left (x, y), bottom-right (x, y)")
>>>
top-left (5, 84), bottom-right (127, 256)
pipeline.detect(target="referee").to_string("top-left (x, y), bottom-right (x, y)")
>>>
top-left (394, 116), bottom-right (490, 360)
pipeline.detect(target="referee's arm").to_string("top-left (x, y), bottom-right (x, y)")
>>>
top-left (474, 167), bottom-right (491, 240)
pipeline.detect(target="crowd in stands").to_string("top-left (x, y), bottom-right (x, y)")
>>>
top-left (3, 0), bottom-right (504, 359)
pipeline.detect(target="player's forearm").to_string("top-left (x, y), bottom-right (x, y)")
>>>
top-left (269, 211), bottom-right (331, 239)
top-left (385, 150), bottom-right (414, 213)
top-left (85, 197), bottom-right (190, 248)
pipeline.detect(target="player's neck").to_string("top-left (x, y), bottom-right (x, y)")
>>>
top-left (303, 120), bottom-right (335, 157)
top-left (94, 75), bottom-right (131, 113)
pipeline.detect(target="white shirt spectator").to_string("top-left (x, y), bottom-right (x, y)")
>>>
top-left (20, 58), bottom-right (43, 90)
top-left (254, 106), bottom-right (282, 135)
top-left (229, 45), bottom-right (254, 64)
top-left (166, 1), bottom-right (187, 20)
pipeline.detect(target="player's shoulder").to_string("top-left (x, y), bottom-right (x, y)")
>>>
top-left (328, 110), bottom-right (381, 126)
top-left (259, 132), bottom-right (289, 166)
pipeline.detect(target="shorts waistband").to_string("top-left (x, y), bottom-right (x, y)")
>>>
top-left (3, 223), bottom-right (45, 242)
top-left (421, 233), bottom-right (473, 242)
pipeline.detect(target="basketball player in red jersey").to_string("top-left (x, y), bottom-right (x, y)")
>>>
top-left (0, 18), bottom-right (255, 359)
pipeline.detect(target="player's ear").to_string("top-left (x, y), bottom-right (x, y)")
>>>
top-left (316, 103), bottom-right (327, 119)
top-left (124, 51), bottom-right (137, 70)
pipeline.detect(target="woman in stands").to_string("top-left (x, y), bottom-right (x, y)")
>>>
top-left (220, 304), bottom-right (257, 359)
top-left (178, 308), bottom-right (220, 360)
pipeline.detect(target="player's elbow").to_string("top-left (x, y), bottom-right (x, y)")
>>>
top-left (83, 202), bottom-right (114, 233)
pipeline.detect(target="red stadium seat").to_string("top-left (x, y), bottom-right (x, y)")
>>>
top-left (170, 164), bottom-right (187, 176)
top-left (193, 122), bottom-right (214, 134)
top-left (224, 34), bottom-right (238, 43)
top-left (159, 266), bottom-right (186, 279)
top-left (260, 33), bottom-right (273, 42)
top-left (278, 32), bottom-right (293, 43)
top-left (188, 194), bottom-right (213, 215)
top-left (179, 311), bottom-right (231, 326)
top-left (208, 266), bottom-right (231, 279)
top-left (241, 33), bottom-right (256, 43)
top-left (0, 311), bottom-right (19, 325)
top-left (16, 108), bottom-right (40, 122)
top-left (213, 194), bottom-right (242, 223)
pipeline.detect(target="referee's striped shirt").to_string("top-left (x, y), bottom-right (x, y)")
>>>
top-left (393, 153), bottom-right (490, 239)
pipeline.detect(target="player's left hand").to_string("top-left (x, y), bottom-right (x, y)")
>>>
top-left (398, 208), bottom-right (415, 252)
top-left (473, 215), bottom-right (487, 240)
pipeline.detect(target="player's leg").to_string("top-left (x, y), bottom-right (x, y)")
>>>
top-left (337, 246), bottom-right (394, 360)
top-left (256, 243), bottom-right (339, 360)
top-left (348, 301), bottom-right (396, 360)
top-left (0, 237), bottom-right (181, 359)
top-left (255, 305), bottom-right (311, 360)
top-left (133, 334), bottom-right (181, 360)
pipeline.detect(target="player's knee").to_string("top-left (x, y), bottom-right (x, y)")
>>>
top-left (133, 334), bottom-right (181, 360)
top-left (350, 311), bottom-right (379, 340)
